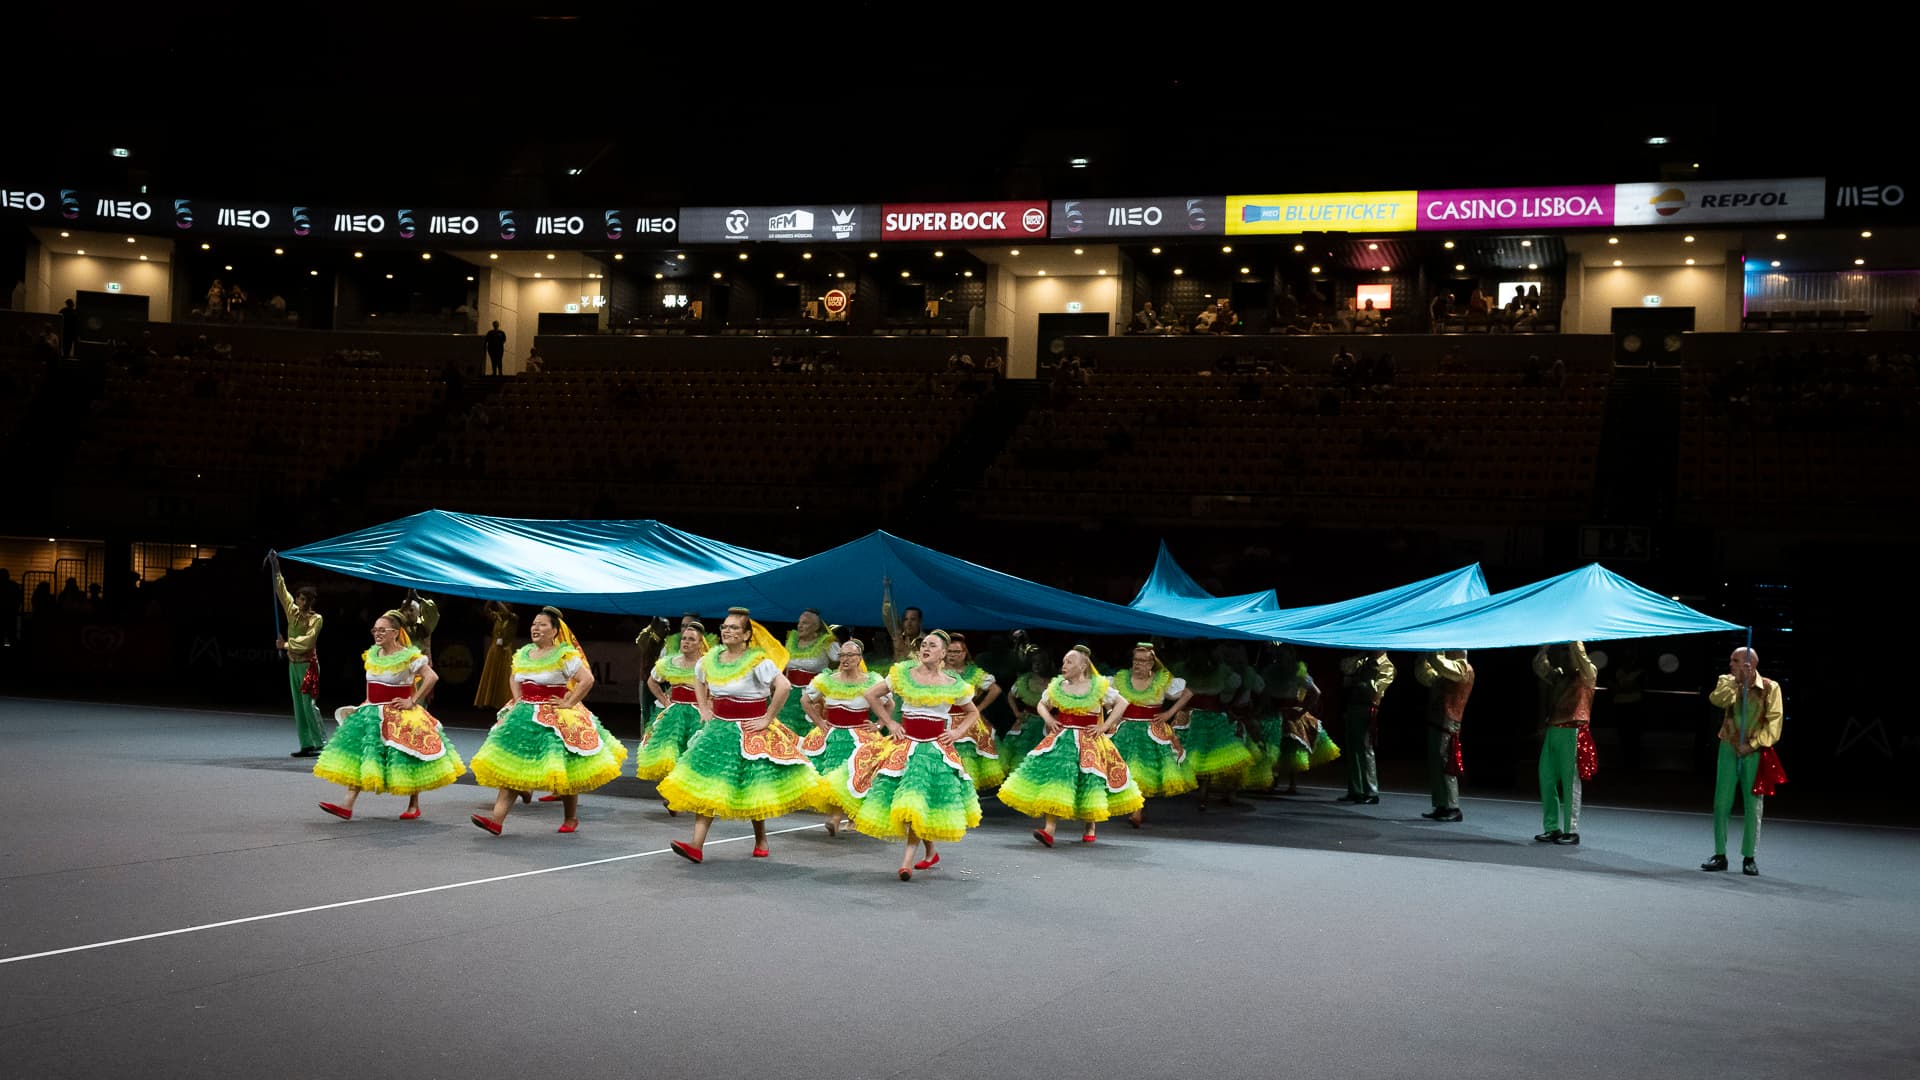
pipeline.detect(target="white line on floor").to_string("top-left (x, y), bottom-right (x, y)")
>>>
top-left (0, 822), bottom-right (821, 967)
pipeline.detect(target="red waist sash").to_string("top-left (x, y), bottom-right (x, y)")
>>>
top-left (900, 716), bottom-right (948, 742)
top-left (519, 682), bottom-right (566, 702)
top-left (825, 705), bottom-right (871, 728)
top-left (1056, 710), bottom-right (1100, 728)
top-left (1188, 694), bottom-right (1222, 710)
top-left (711, 696), bottom-right (769, 721)
top-left (786, 668), bottom-right (818, 686)
top-left (1122, 702), bottom-right (1159, 720)
top-left (667, 685), bottom-right (699, 704)
top-left (366, 682), bottom-right (411, 704)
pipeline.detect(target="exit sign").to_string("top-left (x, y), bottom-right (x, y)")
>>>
top-left (106, 282), bottom-right (122, 292)
top-left (1643, 295), bottom-right (1663, 307)
top-left (1066, 301), bottom-right (1083, 313)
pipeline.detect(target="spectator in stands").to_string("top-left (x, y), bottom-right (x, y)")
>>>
top-left (207, 280), bottom-right (225, 320)
top-left (1546, 356), bottom-right (1566, 390)
top-left (1131, 302), bottom-right (1161, 333)
top-left (1332, 345), bottom-right (1357, 386)
top-left (60, 299), bottom-right (79, 357)
top-left (484, 321), bottom-right (506, 376)
top-left (1526, 285), bottom-right (1543, 312)
top-left (523, 345), bottom-right (544, 374)
top-left (269, 294), bottom-right (288, 318)
top-left (1213, 299), bottom-right (1240, 334)
top-left (1193, 305), bottom-right (1218, 333)
top-left (1429, 291), bottom-right (1454, 329)
top-left (228, 282), bottom-right (248, 320)
top-left (1271, 285), bottom-right (1301, 332)
top-left (0, 569), bottom-right (20, 645)
top-left (31, 580), bottom-right (53, 629)
top-left (58, 577), bottom-right (87, 613)
top-left (1356, 298), bottom-right (1384, 330)
top-left (1335, 298), bottom-right (1358, 334)
top-left (1467, 286), bottom-right (1490, 321)
top-left (1161, 306), bottom-right (1182, 333)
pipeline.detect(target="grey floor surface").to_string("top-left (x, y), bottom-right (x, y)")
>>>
top-left (2, 698), bottom-right (1916, 1080)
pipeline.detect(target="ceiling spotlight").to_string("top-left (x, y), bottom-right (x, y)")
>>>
top-left (59, 231), bottom-right (69, 238)
top-left (1527, 263), bottom-right (1538, 270)
top-left (1612, 259), bottom-right (1623, 266)
top-left (835, 271), bottom-right (846, 279)
top-left (1608, 237), bottom-right (1619, 245)
top-left (654, 272), bottom-right (664, 280)
top-left (1293, 244), bottom-right (1305, 253)
top-left (200, 242), bottom-right (210, 251)
top-left (1683, 235), bottom-right (1695, 243)
top-left (273, 247), bottom-right (284, 255)
top-left (775, 272), bottom-right (785, 279)
top-left (1069, 157), bottom-right (1090, 168)
top-left (613, 253), bottom-right (624, 260)
top-left (675, 253), bottom-right (686, 261)
top-left (712, 271), bottom-right (722, 279)
top-left (1861, 230), bottom-right (1873, 239)
top-left (962, 270), bottom-right (973, 278)
top-left (738, 252), bottom-right (749, 261)
top-left (802, 252), bottom-right (813, 260)
top-left (1172, 268), bottom-right (1183, 276)
top-left (1443, 240), bottom-right (1455, 249)
top-left (1010, 249), bottom-right (1020, 256)
top-left (74, 249), bottom-right (84, 254)
top-left (308, 269), bottom-right (317, 276)
top-left (1454, 263), bottom-right (1466, 271)
top-left (489, 253), bottom-right (499, 260)
top-left (1770, 260), bottom-right (1780, 268)
top-left (223, 264), bottom-right (232, 270)
top-left (1775, 232), bottom-right (1787, 241)
top-left (1309, 265), bottom-right (1322, 274)
top-left (567, 167), bottom-right (583, 176)
top-left (1381, 266), bottom-right (1392, 272)
top-left (1221, 245), bottom-right (1233, 253)
top-left (1239, 267), bottom-right (1251, 274)
top-left (1037, 270), bottom-right (1047, 276)
top-left (546, 253), bottom-right (556, 260)
top-left (1855, 258), bottom-right (1866, 265)
top-left (421, 252), bottom-right (432, 260)
top-left (900, 270), bottom-right (910, 278)
top-left (1521, 240), bottom-right (1533, 247)
top-left (466, 275), bottom-right (475, 281)
top-left (1367, 242), bottom-right (1379, 251)
top-left (1097, 269), bottom-right (1107, 275)
top-left (1073, 248), bottom-right (1084, 255)
top-left (1150, 247), bottom-right (1161, 255)
top-left (1646, 136), bottom-right (1669, 145)
top-left (353, 251), bottom-right (363, 259)
top-left (139, 255), bottom-right (148, 261)
top-left (384, 273), bottom-right (394, 279)
top-left (126, 237), bottom-right (136, 243)
top-left (1684, 258), bottom-right (1695, 266)
top-left (868, 251), bottom-right (879, 259)
top-left (533, 272), bottom-right (541, 278)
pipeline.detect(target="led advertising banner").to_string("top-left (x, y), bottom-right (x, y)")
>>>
top-left (1417, 186), bottom-right (1614, 230)
top-left (1827, 178), bottom-right (1914, 222)
top-left (0, 184), bottom-right (75, 223)
top-left (679, 205), bottom-right (877, 244)
top-left (880, 201), bottom-right (1048, 241)
top-left (1225, 190), bottom-right (1418, 235)
top-left (1612, 178), bottom-right (1824, 227)
top-left (1050, 196), bottom-right (1223, 238)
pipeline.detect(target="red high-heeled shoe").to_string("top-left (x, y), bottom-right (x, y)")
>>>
top-left (1032, 828), bottom-right (1054, 847)
top-left (399, 807), bottom-right (421, 820)
top-left (1081, 832), bottom-right (1098, 844)
top-left (913, 852), bottom-right (941, 871)
top-left (538, 794), bottom-right (563, 803)
top-left (319, 802), bottom-right (352, 821)
top-left (557, 820), bottom-right (578, 834)
top-left (470, 814), bottom-right (502, 835)
top-left (670, 840), bottom-right (703, 863)
top-left (751, 847), bottom-right (771, 858)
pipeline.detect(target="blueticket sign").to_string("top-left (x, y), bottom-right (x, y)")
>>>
top-left (678, 204), bottom-right (877, 244)
top-left (1050, 196), bottom-right (1222, 238)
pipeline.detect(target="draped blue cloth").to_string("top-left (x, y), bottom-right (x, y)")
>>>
top-left (283, 514), bottom-right (1738, 645)
top-left (1127, 541), bottom-right (1279, 620)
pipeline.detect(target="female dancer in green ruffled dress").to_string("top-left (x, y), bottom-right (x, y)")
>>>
top-left (633, 623), bottom-right (711, 798)
top-left (821, 631), bottom-right (982, 881)
top-left (314, 609), bottom-right (466, 820)
top-left (942, 633), bottom-right (1006, 791)
top-left (1000, 647), bottom-right (1052, 775)
top-left (778, 608), bottom-right (839, 737)
top-left (799, 636), bottom-right (894, 837)
top-left (1110, 642), bottom-right (1197, 825)
top-left (468, 606), bottom-right (627, 835)
top-left (997, 645), bottom-right (1144, 846)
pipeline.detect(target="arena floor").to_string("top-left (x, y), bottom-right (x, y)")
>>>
top-left (3, 698), bottom-right (1915, 1079)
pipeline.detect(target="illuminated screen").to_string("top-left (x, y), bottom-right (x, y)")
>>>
top-left (1498, 282), bottom-right (1540, 308)
top-left (1356, 284), bottom-right (1392, 311)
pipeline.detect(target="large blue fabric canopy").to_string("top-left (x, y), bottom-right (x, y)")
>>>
top-left (1128, 542), bottom-right (1280, 620)
top-left (1266, 564), bottom-right (1740, 650)
top-left (279, 510), bottom-right (794, 609)
top-left (1222, 565), bottom-right (1490, 637)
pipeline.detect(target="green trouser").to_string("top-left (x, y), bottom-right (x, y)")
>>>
top-left (1539, 726), bottom-right (1581, 833)
top-left (289, 662), bottom-right (326, 750)
top-left (1428, 725), bottom-right (1458, 810)
top-left (1712, 741), bottom-right (1764, 858)
top-left (1344, 703), bottom-right (1377, 798)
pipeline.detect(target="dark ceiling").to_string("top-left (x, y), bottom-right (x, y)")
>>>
top-left (19, 11), bottom-right (1904, 209)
